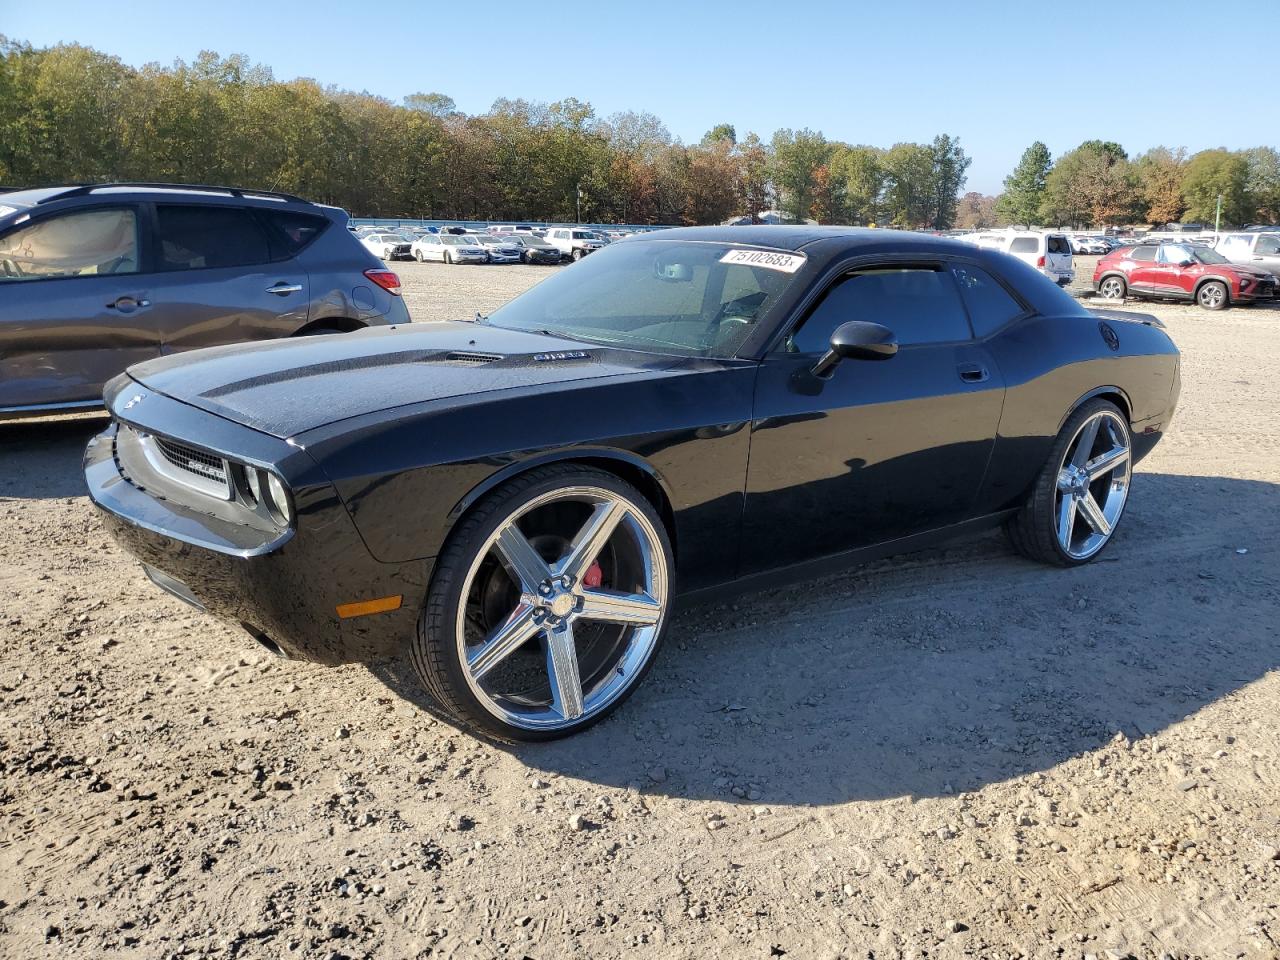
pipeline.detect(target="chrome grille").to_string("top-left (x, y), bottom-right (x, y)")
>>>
top-left (130, 428), bottom-right (233, 500)
top-left (154, 436), bottom-right (227, 484)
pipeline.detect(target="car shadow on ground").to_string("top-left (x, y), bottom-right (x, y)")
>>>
top-left (371, 471), bottom-right (1280, 806)
top-left (0, 414), bottom-right (108, 500)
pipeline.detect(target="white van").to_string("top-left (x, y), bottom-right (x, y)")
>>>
top-left (961, 230), bottom-right (1074, 286)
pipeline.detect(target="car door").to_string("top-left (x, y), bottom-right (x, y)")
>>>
top-left (0, 204), bottom-right (159, 410)
top-left (142, 202), bottom-right (310, 355)
top-left (1151, 243), bottom-right (1197, 298)
top-left (740, 261), bottom-right (1006, 574)
top-left (1121, 244), bottom-right (1159, 292)
top-left (1249, 234), bottom-right (1280, 276)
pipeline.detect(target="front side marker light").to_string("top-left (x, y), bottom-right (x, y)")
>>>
top-left (336, 595), bottom-right (403, 619)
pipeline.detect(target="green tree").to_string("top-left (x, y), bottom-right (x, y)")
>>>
top-left (997, 141), bottom-right (1052, 227)
top-left (403, 92), bottom-right (456, 117)
top-left (1182, 149), bottom-right (1250, 226)
top-left (882, 142), bottom-right (934, 228)
top-left (770, 128), bottom-right (830, 223)
top-left (829, 145), bottom-right (884, 225)
top-left (1242, 146), bottom-right (1280, 224)
top-left (701, 123), bottom-right (736, 146)
top-left (1041, 141), bottom-right (1135, 227)
top-left (928, 133), bottom-right (971, 229)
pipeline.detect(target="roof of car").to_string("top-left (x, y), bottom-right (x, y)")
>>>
top-left (622, 224), bottom-right (983, 255)
top-left (0, 183), bottom-right (330, 217)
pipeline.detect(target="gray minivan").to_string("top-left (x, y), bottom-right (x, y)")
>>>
top-left (0, 183), bottom-right (409, 417)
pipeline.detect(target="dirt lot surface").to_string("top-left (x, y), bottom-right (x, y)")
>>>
top-left (2, 254), bottom-right (1279, 960)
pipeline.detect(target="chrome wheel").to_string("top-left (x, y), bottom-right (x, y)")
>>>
top-left (1054, 409), bottom-right (1131, 560)
top-left (1099, 276), bottom-right (1125, 300)
top-left (455, 485), bottom-right (668, 731)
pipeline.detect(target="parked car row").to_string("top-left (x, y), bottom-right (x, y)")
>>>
top-left (349, 222), bottom-right (645, 264)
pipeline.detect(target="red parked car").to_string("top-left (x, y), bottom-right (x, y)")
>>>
top-left (1093, 241), bottom-right (1276, 310)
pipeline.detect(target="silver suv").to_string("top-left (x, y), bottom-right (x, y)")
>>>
top-left (1214, 231), bottom-right (1280, 281)
top-left (0, 183), bottom-right (409, 418)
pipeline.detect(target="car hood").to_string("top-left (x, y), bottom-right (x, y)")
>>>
top-left (125, 323), bottom-right (680, 439)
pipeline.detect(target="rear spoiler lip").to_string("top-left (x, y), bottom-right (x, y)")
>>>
top-left (1086, 307), bottom-right (1165, 329)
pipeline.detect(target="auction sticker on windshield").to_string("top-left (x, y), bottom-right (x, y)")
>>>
top-left (719, 249), bottom-right (806, 273)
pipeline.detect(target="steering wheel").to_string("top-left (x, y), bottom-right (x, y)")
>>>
top-left (702, 291), bottom-right (768, 350)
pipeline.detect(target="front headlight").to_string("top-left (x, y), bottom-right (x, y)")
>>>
top-left (266, 473), bottom-right (293, 524)
top-left (233, 464), bottom-right (293, 526)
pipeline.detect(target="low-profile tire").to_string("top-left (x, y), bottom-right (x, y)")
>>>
top-left (1196, 280), bottom-right (1229, 311)
top-left (1098, 275), bottom-right (1126, 300)
top-left (412, 464), bottom-right (674, 742)
top-left (1005, 398), bottom-right (1132, 567)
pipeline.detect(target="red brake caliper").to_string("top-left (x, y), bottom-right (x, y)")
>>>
top-left (583, 560), bottom-right (603, 588)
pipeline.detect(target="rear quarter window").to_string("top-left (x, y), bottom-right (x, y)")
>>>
top-left (1009, 237), bottom-right (1038, 253)
top-left (257, 209), bottom-right (329, 260)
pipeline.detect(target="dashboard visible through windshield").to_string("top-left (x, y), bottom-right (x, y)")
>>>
top-left (482, 240), bottom-right (803, 358)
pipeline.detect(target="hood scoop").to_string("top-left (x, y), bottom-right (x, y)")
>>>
top-left (442, 351), bottom-right (503, 365)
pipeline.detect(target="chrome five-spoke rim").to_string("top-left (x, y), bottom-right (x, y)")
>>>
top-left (1100, 277), bottom-right (1124, 299)
top-left (457, 486), bottom-right (668, 730)
top-left (1055, 410), bottom-right (1131, 560)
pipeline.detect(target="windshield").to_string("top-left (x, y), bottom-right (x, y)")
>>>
top-left (441, 235), bottom-right (478, 246)
top-left (1193, 247), bottom-right (1230, 265)
top-left (483, 240), bottom-right (803, 358)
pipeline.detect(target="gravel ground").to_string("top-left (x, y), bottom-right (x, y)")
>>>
top-left (2, 253), bottom-right (1279, 960)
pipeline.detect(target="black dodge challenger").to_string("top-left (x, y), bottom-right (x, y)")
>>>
top-left (86, 227), bottom-right (1180, 740)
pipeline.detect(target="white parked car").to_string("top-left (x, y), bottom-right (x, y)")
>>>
top-left (543, 227), bottom-right (606, 261)
top-left (410, 233), bottom-right (489, 264)
top-left (963, 230), bottom-right (1074, 286)
top-left (474, 235), bottom-right (524, 263)
top-left (360, 232), bottom-right (413, 261)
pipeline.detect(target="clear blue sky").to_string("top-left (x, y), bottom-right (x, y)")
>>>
top-left (4, 0), bottom-right (1275, 194)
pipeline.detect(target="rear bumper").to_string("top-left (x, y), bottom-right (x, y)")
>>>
top-left (84, 397), bottom-right (428, 665)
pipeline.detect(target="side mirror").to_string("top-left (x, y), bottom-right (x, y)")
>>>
top-left (811, 321), bottom-right (898, 378)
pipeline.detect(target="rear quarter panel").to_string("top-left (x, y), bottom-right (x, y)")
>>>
top-left (977, 312), bottom-right (1179, 513)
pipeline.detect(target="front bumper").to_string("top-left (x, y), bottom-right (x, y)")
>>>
top-left (451, 252), bottom-right (488, 263)
top-left (1236, 278), bottom-right (1276, 301)
top-left (85, 390), bottom-right (428, 664)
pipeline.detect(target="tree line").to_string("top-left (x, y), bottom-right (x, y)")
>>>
top-left (3, 38), bottom-right (1276, 230)
top-left (0, 38), bottom-right (971, 227)
top-left (989, 140), bottom-right (1280, 231)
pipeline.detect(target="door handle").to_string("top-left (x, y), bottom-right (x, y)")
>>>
top-left (106, 296), bottom-right (151, 311)
top-left (957, 364), bottom-right (989, 384)
top-left (267, 282), bottom-right (303, 296)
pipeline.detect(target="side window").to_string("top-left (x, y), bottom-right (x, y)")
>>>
top-left (1129, 246), bottom-right (1156, 262)
top-left (1256, 237), bottom-right (1280, 255)
top-left (154, 204), bottom-right (271, 271)
top-left (0, 208), bottom-right (138, 281)
top-left (951, 264), bottom-right (1026, 337)
top-left (257, 209), bottom-right (328, 260)
top-left (1158, 244), bottom-right (1192, 264)
top-left (788, 267), bottom-right (972, 353)
top-left (1009, 237), bottom-right (1038, 254)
